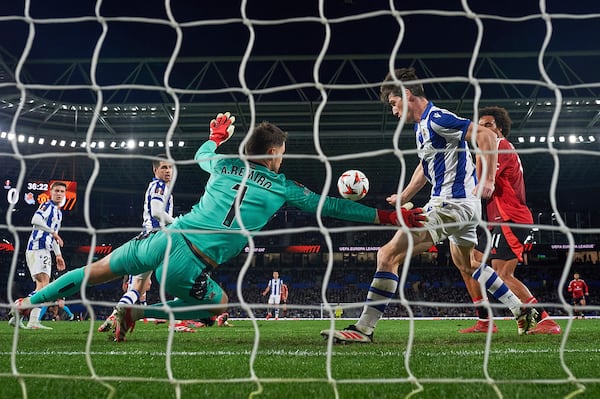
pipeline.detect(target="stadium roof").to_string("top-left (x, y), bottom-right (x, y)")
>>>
top-left (1, 1), bottom-right (599, 216)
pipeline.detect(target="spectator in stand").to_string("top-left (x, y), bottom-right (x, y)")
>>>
top-left (568, 272), bottom-right (589, 319)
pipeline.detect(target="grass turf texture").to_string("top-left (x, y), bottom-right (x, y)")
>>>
top-left (1, 318), bottom-right (598, 399)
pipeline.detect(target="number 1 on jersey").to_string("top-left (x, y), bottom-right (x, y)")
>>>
top-left (223, 183), bottom-right (248, 227)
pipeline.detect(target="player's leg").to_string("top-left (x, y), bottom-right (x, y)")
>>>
top-left (490, 225), bottom-right (561, 334)
top-left (266, 295), bottom-right (274, 319)
top-left (321, 229), bottom-right (433, 343)
top-left (274, 295), bottom-right (281, 319)
top-left (113, 234), bottom-right (227, 341)
top-left (459, 240), bottom-right (496, 333)
top-left (19, 234), bottom-right (163, 317)
top-left (25, 250), bottom-right (53, 329)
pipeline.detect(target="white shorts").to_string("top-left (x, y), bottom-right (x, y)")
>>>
top-left (26, 249), bottom-right (52, 280)
top-left (422, 197), bottom-right (480, 247)
top-left (268, 294), bottom-right (281, 305)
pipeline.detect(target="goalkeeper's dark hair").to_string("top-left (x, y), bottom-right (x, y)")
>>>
top-left (380, 67), bottom-right (425, 102)
top-left (479, 106), bottom-right (512, 138)
top-left (152, 154), bottom-right (169, 169)
top-left (245, 122), bottom-right (288, 155)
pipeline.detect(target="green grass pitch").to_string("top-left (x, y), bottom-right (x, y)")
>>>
top-left (1, 318), bottom-right (599, 399)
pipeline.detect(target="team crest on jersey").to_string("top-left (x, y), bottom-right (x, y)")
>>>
top-left (432, 111), bottom-right (442, 119)
top-left (154, 186), bottom-right (164, 195)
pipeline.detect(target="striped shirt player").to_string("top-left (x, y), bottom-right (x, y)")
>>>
top-left (27, 116), bottom-right (413, 341)
top-left (262, 271), bottom-right (284, 319)
top-left (323, 68), bottom-right (536, 344)
top-left (128, 162), bottom-right (174, 302)
top-left (98, 158), bottom-right (174, 333)
top-left (21, 181), bottom-right (68, 329)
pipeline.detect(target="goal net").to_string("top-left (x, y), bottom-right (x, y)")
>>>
top-left (1, 1), bottom-right (600, 398)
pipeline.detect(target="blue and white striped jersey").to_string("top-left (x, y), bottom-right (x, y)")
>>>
top-left (268, 278), bottom-right (284, 296)
top-left (415, 102), bottom-right (477, 199)
top-left (142, 177), bottom-right (173, 231)
top-left (27, 201), bottom-right (62, 251)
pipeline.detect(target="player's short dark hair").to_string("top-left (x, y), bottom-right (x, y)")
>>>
top-left (380, 67), bottom-right (425, 102)
top-left (152, 154), bottom-right (169, 169)
top-left (479, 106), bottom-right (512, 137)
top-left (50, 181), bottom-right (67, 189)
top-left (244, 122), bottom-right (288, 155)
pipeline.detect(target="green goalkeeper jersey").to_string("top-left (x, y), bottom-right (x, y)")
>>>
top-left (169, 140), bottom-right (377, 265)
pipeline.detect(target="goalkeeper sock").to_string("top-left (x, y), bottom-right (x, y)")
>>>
top-left (30, 268), bottom-right (86, 305)
top-left (356, 271), bottom-right (399, 335)
top-left (472, 264), bottom-right (522, 317)
top-left (29, 307), bottom-right (41, 324)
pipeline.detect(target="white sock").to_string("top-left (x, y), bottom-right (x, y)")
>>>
top-left (29, 307), bottom-right (41, 325)
top-left (118, 290), bottom-right (140, 307)
top-left (356, 271), bottom-right (399, 334)
top-left (472, 264), bottom-right (522, 317)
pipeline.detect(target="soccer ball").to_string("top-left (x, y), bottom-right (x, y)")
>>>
top-left (337, 170), bottom-right (369, 201)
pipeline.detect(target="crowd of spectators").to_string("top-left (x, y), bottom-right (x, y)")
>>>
top-left (2, 206), bottom-right (599, 322)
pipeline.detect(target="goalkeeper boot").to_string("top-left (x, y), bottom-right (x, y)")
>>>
top-left (172, 321), bottom-right (196, 333)
top-left (26, 321), bottom-right (53, 330)
top-left (516, 307), bottom-right (539, 335)
top-left (217, 312), bottom-right (229, 327)
top-left (97, 313), bottom-right (116, 333)
top-left (114, 306), bottom-right (142, 342)
top-left (198, 315), bottom-right (217, 327)
top-left (320, 324), bottom-right (373, 344)
top-left (527, 319), bottom-right (562, 335)
top-left (459, 320), bottom-right (498, 334)
top-left (8, 316), bottom-right (26, 329)
top-left (11, 298), bottom-right (31, 318)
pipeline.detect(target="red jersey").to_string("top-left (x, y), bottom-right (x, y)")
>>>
top-left (486, 138), bottom-right (534, 224)
top-left (568, 279), bottom-right (589, 298)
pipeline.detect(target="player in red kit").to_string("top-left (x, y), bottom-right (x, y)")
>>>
top-left (568, 273), bottom-right (589, 319)
top-left (459, 106), bottom-right (561, 335)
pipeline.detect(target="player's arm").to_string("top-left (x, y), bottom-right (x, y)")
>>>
top-left (386, 162), bottom-right (427, 206)
top-left (195, 112), bottom-right (236, 171)
top-left (31, 211), bottom-right (64, 247)
top-left (466, 122), bottom-right (497, 199)
top-left (150, 197), bottom-right (175, 226)
top-left (261, 282), bottom-right (270, 296)
top-left (32, 210), bottom-right (64, 248)
top-left (285, 180), bottom-right (425, 227)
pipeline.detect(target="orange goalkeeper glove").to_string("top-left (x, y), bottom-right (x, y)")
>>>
top-left (209, 112), bottom-right (236, 146)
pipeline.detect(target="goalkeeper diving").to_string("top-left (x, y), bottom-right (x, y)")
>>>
top-left (11, 112), bottom-right (426, 342)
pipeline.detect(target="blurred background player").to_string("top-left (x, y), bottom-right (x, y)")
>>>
top-left (262, 271), bottom-right (284, 320)
top-left (568, 272), bottom-right (589, 319)
top-left (9, 181), bottom-right (67, 330)
top-left (98, 155), bottom-right (174, 333)
top-left (459, 106), bottom-right (561, 335)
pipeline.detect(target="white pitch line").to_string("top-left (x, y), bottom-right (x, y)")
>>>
top-left (2, 347), bottom-right (599, 357)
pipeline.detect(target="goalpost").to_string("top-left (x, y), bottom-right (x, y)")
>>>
top-left (2, 1), bottom-right (600, 398)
